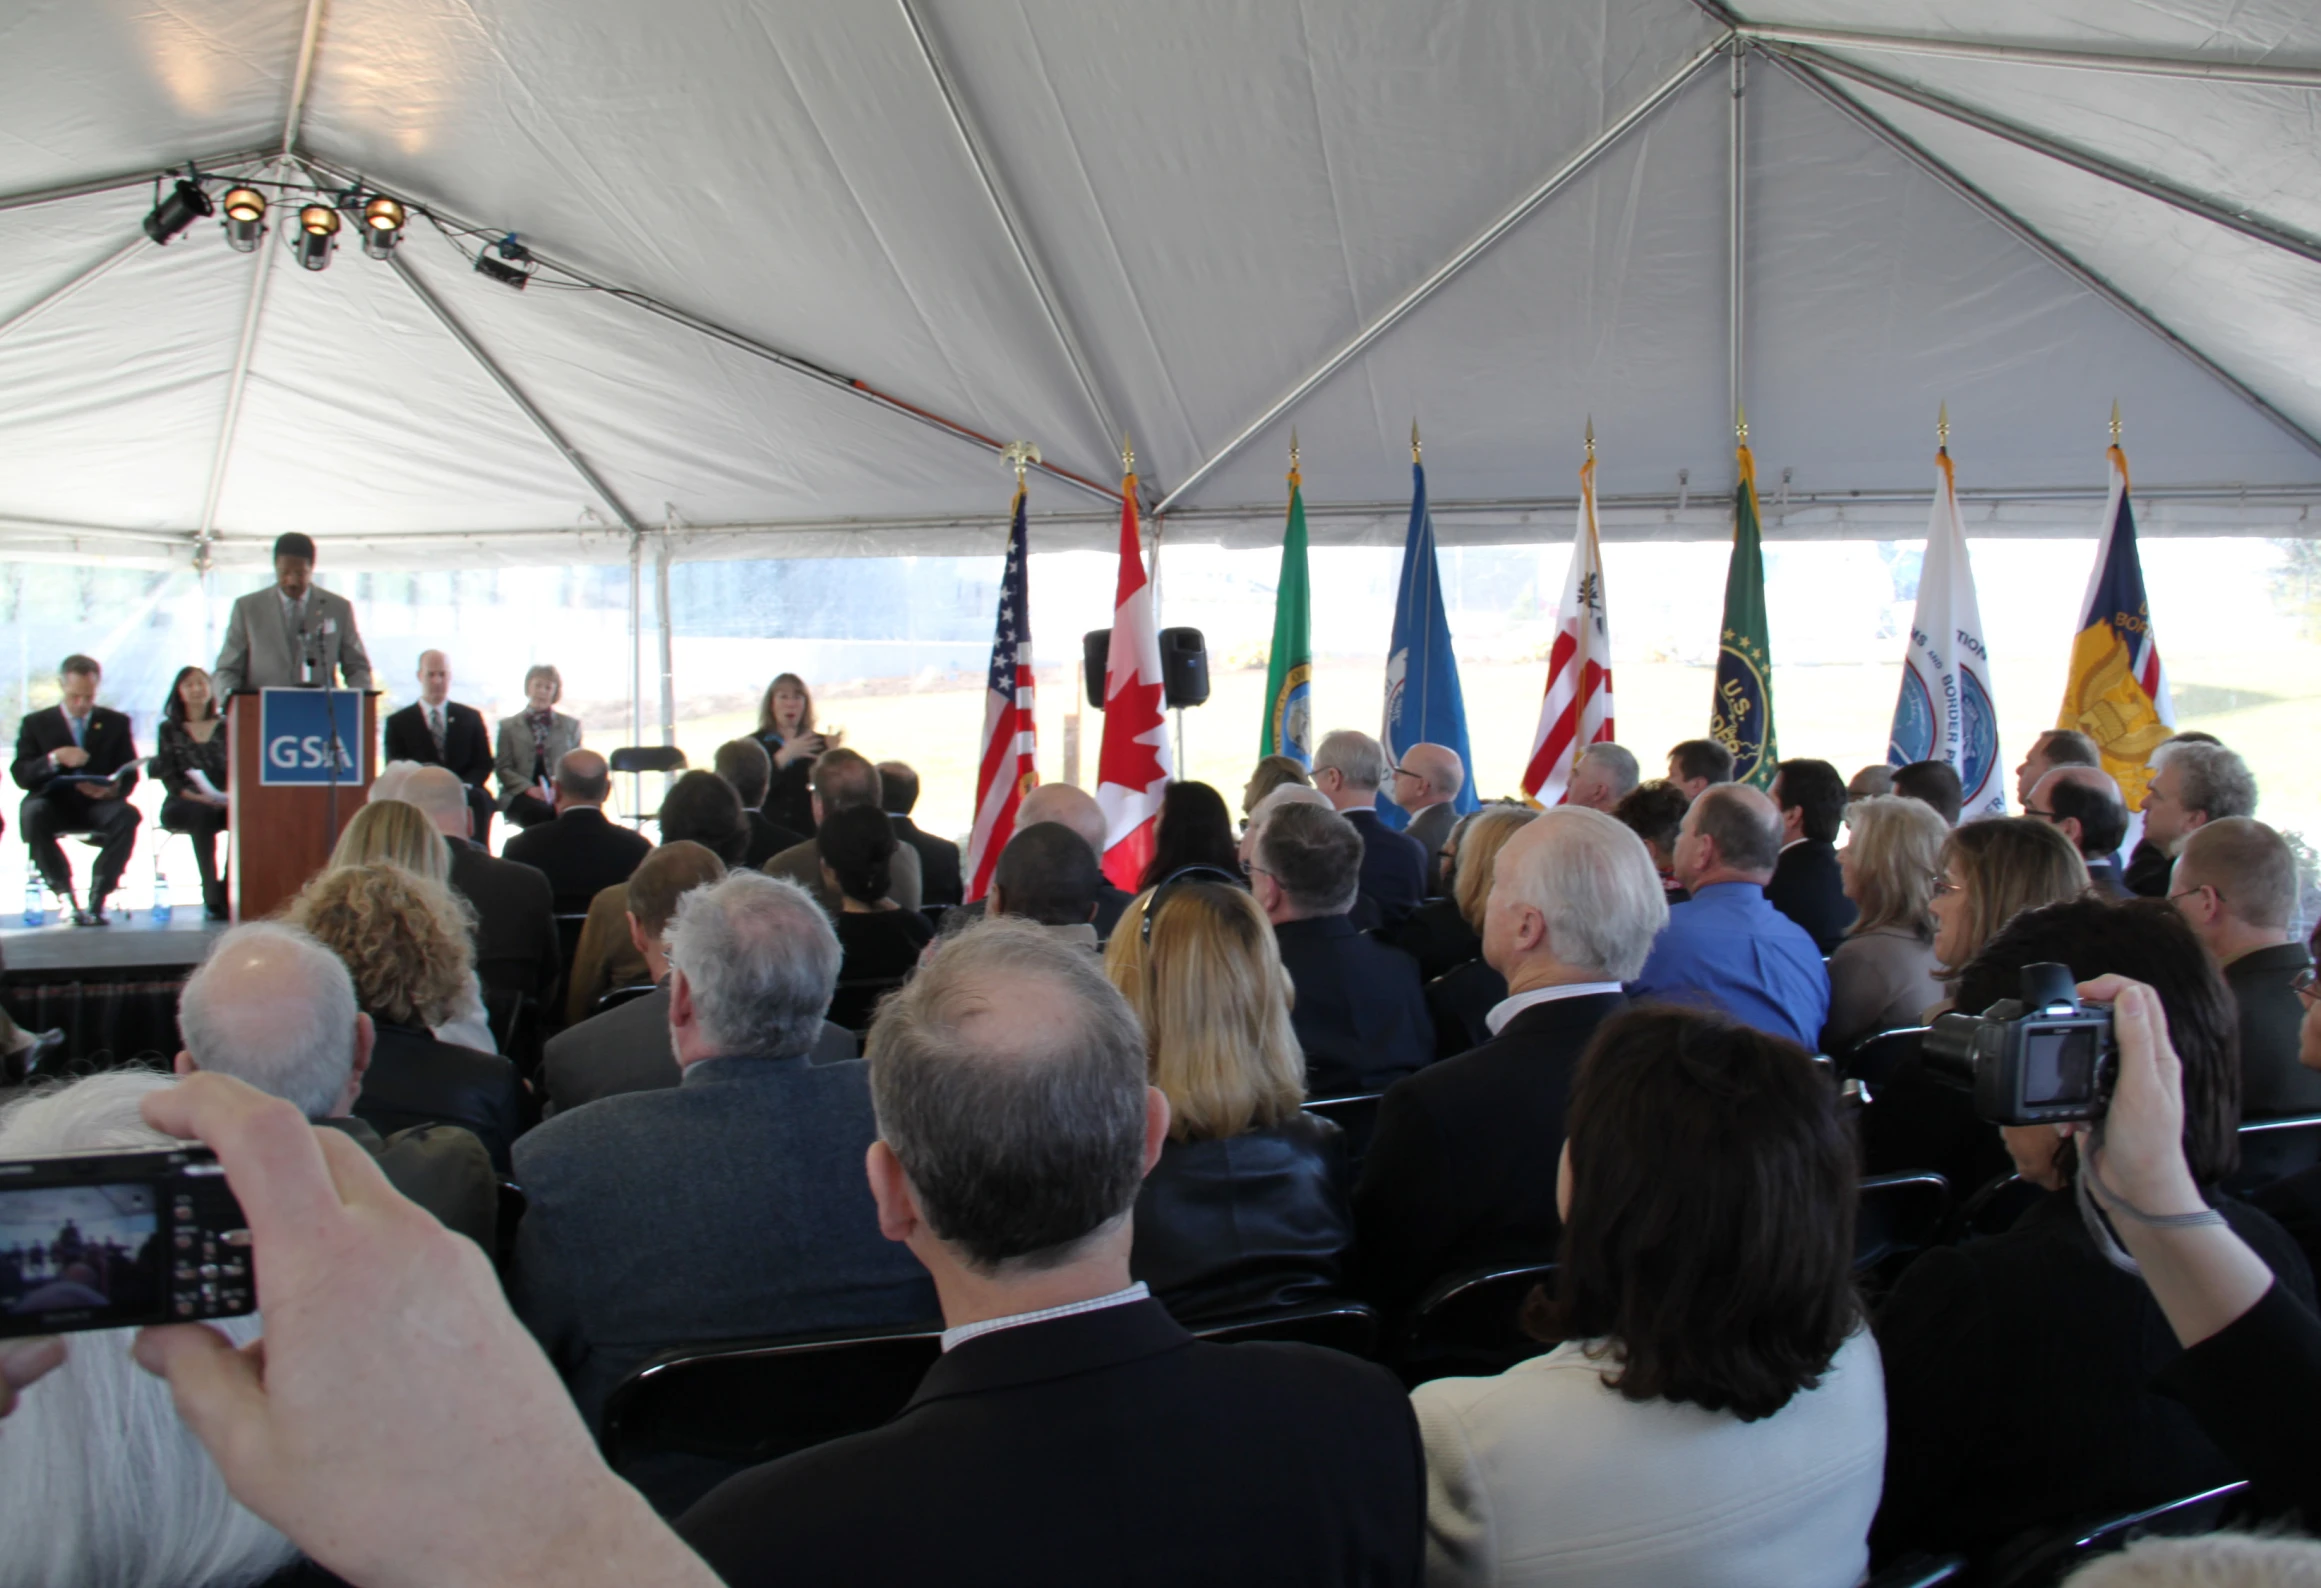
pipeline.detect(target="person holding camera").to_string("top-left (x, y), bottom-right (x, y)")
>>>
top-left (1870, 898), bottom-right (2314, 1566)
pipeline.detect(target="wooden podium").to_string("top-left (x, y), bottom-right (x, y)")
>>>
top-left (226, 690), bottom-right (379, 922)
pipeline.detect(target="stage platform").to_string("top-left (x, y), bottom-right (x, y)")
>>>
top-left (0, 913), bottom-right (228, 974)
top-left (0, 913), bottom-right (229, 1076)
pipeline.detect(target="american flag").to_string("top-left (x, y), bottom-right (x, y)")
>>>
top-left (965, 486), bottom-right (1037, 900)
top-left (1522, 448), bottom-right (1615, 803)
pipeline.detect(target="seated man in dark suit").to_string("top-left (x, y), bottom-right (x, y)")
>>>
top-left (2027, 764), bottom-right (2133, 899)
top-left (404, 766), bottom-right (559, 1013)
top-left (1254, 801), bottom-right (1433, 1097)
top-left (1766, 757), bottom-right (1856, 954)
top-left (503, 748), bottom-right (654, 914)
top-left (512, 871), bottom-right (936, 1430)
top-left (1354, 806), bottom-right (1663, 1316)
top-left (675, 918), bottom-right (1424, 1586)
top-left (2173, 817), bottom-right (2321, 1117)
top-left (985, 821), bottom-right (1102, 950)
top-left (381, 650), bottom-right (498, 848)
top-left (878, 760), bottom-right (962, 908)
top-left (712, 737), bottom-right (804, 869)
top-left (1311, 728), bottom-right (1426, 931)
top-left (541, 842), bottom-right (854, 1116)
top-left (172, 921), bottom-right (496, 1249)
top-left (11, 653), bottom-right (139, 923)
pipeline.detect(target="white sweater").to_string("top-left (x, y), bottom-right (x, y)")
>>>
top-left (1412, 1328), bottom-right (1886, 1587)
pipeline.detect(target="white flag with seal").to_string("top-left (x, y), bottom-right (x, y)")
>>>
top-left (1887, 443), bottom-right (2005, 817)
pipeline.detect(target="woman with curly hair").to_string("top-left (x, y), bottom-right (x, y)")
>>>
top-left (329, 798), bottom-right (494, 1052)
top-left (288, 860), bottom-right (524, 1170)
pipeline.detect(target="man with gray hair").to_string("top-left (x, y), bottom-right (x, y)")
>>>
top-left (674, 919), bottom-right (1423, 1584)
top-left (510, 871), bottom-right (937, 1445)
top-left (1564, 742), bottom-right (1641, 814)
top-left (2134, 738), bottom-right (2260, 897)
top-left (1355, 807), bottom-right (1666, 1315)
top-left (2172, 817), bottom-right (2319, 1117)
top-left (1312, 728), bottom-right (1427, 930)
top-left (1250, 801), bottom-right (1433, 1097)
top-left (173, 922), bottom-right (495, 1248)
top-left (1628, 784), bottom-right (1830, 1049)
top-left (502, 747), bottom-right (654, 914)
top-left (403, 765), bottom-right (558, 1012)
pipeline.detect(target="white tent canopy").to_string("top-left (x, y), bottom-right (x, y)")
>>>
top-left (3, 0), bottom-right (2319, 569)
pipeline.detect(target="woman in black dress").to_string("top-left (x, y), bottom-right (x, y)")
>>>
top-left (817, 805), bottom-right (931, 1029)
top-left (154, 666), bottom-right (230, 918)
top-left (753, 672), bottom-right (832, 838)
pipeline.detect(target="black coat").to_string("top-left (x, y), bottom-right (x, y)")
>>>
top-left (1353, 991), bottom-right (1624, 1315)
top-left (352, 1022), bottom-right (525, 1174)
top-left (1424, 960), bottom-right (1504, 1060)
top-left (382, 700), bottom-right (494, 788)
top-left (1343, 808), bottom-right (1427, 933)
top-left (1765, 838), bottom-right (1857, 955)
top-left (11, 704), bottom-right (139, 801)
top-left (675, 1299), bottom-right (1425, 1587)
top-left (502, 805), bottom-right (654, 915)
top-left (1390, 896), bottom-right (1480, 982)
top-left (742, 810), bottom-right (806, 871)
top-left (2152, 1279), bottom-right (2321, 1523)
top-left (447, 840), bottom-right (559, 1005)
top-left (2124, 836), bottom-right (2173, 898)
top-left (1131, 1112), bottom-right (1353, 1325)
top-left (890, 813), bottom-right (964, 909)
top-left (2228, 941), bottom-right (2321, 1118)
top-left (753, 732), bottom-right (817, 837)
top-left (1872, 1189), bottom-right (2315, 1562)
top-left (1273, 915), bottom-right (1433, 1100)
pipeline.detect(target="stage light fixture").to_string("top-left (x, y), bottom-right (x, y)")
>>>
top-left (221, 187), bottom-right (267, 253)
top-left (295, 203), bottom-right (340, 271)
top-left (143, 178), bottom-right (213, 246)
top-left (473, 235), bottom-right (533, 290)
top-left (360, 195), bottom-right (405, 259)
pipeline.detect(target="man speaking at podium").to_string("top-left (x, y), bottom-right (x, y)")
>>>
top-left (213, 533), bottom-right (374, 696)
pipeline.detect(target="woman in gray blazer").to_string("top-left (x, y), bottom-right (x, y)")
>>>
top-left (494, 664), bottom-right (583, 830)
top-left (1823, 793), bottom-right (1950, 1055)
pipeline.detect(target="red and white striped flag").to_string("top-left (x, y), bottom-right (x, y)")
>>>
top-left (1521, 444), bottom-right (1615, 804)
top-left (1094, 455), bottom-right (1172, 890)
top-left (963, 484), bottom-right (1037, 901)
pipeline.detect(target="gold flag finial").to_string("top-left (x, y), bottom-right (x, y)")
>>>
top-left (2110, 399), bottom-right (2122, 445)
top-left (1411, 419), bottom-right (1422, 464)
top-left (1585, 415), bottom-right (1596, 462)
top-left (1937, 402), bottom-right (1950, 449)
top-left (1001, 440), bottom-right (1041, 485)
top-left (1735, 402), bottom-right (1749, 445)
top-left (1121, 432), bottom-right (1135, 473)
top-left (1290, 427), bottom-right (1300, 473)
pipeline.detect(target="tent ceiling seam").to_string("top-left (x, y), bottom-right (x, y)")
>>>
top-left (0, 235), bottom-right (145, 349)
top-left (197, 182), bottom-right (283, 550)
top-left (0, 148), bottom-right (277, 215)
top-left (1735, 23), bottom-right (2321, 89)
top-left (280, 0), bottom-right (330, 157)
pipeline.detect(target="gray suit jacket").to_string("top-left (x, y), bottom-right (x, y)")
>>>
top-left (493, 711), bottom-right (583, 808)
top-left (510, 1051), bottom-right (939, 1428)
top-left (213, 584), bottom-right (373, 695)
top-left (764, 834), bottom-right (923, 913)
top-left (537, 983), bottom-right (857, 1117)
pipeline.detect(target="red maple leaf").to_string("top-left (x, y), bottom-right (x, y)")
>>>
top-left (1097, 676), bottom-right (1169, 791)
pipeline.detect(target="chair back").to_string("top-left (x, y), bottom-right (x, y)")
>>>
top-left (594, 983), bottom-right (659, 1016)
top-left (1863, 1556), bottom-right (1965, 1588)
top-left (1190, 1301), bottom-right (1380, 1359)
top-left (608, 746), bottom-right (687, 776)
top-left (1402, 1262), bottom-right (1559, 1385)
top-left (2227, 1112), bottom-right (2321, 1198)
top-left (553, 911), bottom-right (590, 983)
top-left (1856, 1171), bottom-right (1951, 1283)
top-left (1846, 1026), bottom-right (1927, 1088)
top-left (1302, 1092), bottom-right (1384, 1168)
top-left (600, 1324), bottom-right (942, 1475)
top-left (828, 975), bottom-right (909, 1033)
top-left (493, 1179), bottom-right (527, 1272)
top-left (1980, 1481), bottom-right (2248, 1588)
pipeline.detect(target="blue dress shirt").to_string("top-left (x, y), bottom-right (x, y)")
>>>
top-left (1628, 880), bottom-right (1832, 1051)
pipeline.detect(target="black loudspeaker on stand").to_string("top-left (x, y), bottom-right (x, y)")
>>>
top-left (1082, 628), bottom-right (1209, 709)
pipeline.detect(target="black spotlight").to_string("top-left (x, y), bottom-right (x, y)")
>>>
top-left (295, 203), bottom-right (340, 271)
top-left (143, 178), bottom-right (213, 245)
top-left (221, 187), bottom-right (267, 253)
top-left (360, 195), bottom-right (404, 260)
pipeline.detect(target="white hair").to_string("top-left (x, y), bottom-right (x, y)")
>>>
top-left (1576, 742), bottom-right (1641, 797)
top-left (1497, 806), bottom-right (1670, 980)
top-left (1313, 730), bottom-right (1388, 792)
top-left (178, 923), bottom-right (361, 1120)
top-left (0, 1071), bottom-right (296, 1588)
top-left (2064, 1533), bottom-right (2321, 1587)
top-left (1247, 782), bottom-right (1333, 830)
top-left (368, 760), bottom-right (423, 804)
top-left (666, 871), bottom-right (842, 1057)
top-left (398, 765), bottom-right (472, 834)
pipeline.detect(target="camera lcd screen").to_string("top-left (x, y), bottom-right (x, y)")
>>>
top-left (0, 1182), bottom-right (164, 1329)
top-left (2023, 1027), bottom-right (2100, 1107)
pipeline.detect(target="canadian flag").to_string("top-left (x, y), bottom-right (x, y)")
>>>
top-left (1521, 448), bottom-right (1615, 803)
top-left (1094, 464), bottom-right (1173, 890)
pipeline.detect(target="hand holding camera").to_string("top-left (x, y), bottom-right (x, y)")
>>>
top-left (1925, 961), bottom-right (2119, 1126)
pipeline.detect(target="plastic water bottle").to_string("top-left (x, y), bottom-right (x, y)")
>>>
top-left (151, 856), bottom-right (173, 925)
top-left (21, 879), bottom-right (44, 928)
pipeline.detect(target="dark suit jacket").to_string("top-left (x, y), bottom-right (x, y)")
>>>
top-left (447, 839), bottom-right (559, 1004)
top-left (1343, 808), bottom-right (1427, 933)
top-left (2228, 941), bottom-right (2321, 1118)
top-left (1424, 960), bottom-right (1505, 1060)
top-left (511, 1051), bottom-right (937, 1428)
top-left (2086, 853), bottom-right (2132, 901)
top-left (1274, 914), bottom-right (1433, 1099)
top-left (539, 984), bottom-right (856, 1117)
top-left (11, 705), bottom-right (139, 803)
top-left (1391, 896), bottom-right (1480, 983)
top-left (502, 804), bottom-right (654, 914)
top-left (351, 1023), bottom-right (525, 1174)
top-left (1353, 991), bottom-right (1625, 1315)
top-left (2153, 1279), bottom-right (2321, 1522)
top-left (676, 1298), bottom-right (1425, 1587)
top-left (891, 813), bottom-right (963, 908)
top-left (2124, 836), bottom-right (2173, 898)
top-left (1766, 838), bottom-right (1857, 955)
top-left (382, 700), bottom-right (494, 788)
top-left (1131, 1112), bottom-right (1352, 1325)
top-left (1873, 1190), bottom-right (2315, 1562)
top-left (742, 810), bottom-right (806, 870)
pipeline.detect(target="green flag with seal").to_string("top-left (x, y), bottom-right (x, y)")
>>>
top-left (1711, 422), bottom-right (1777, 788)
top-left (1261, 449), bottom-right (1314, 768)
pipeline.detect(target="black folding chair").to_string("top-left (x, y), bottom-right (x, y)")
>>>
top-left (2228, 1112), bottom-right (2321, 1198)
top-left (1302, 1092), bottom-right (1385, 1169)
top-left (609, 745), bottom-right (687, 830)
top-left (1864, 1556), bottom-right (1965, 1588)
top-left (493, 1179), bottom-right (527, 1273)
top-left (593, 983), bottom-right (659, 1016)
top-left (1978, 1481), bottom-right (2249, 1588)
top-left (1191, 1301), bottom-right (1381, 1359)
top-left (1400, 1262), bottom-right (1559, 1386)
top-left (1856, 1171), bottom-right (1951, 1291)
top-left (1846, 1026), bottom-right (1928, 1088)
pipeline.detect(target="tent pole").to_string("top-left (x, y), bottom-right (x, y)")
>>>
top-left (1728, 39), bottom-right (1747, 433)
top-left (628, 534), bottom-right (643, 819)
top-left (1152, 33), bottom-right (1731, 517)
top-left (0, 236), bottom-right (144, 349)
top-left (198, 182), bottom-right (285, 555)
top-left (0, 148), bottom-right (276, 215)
top-left (655, 521), bottom-right (675, 757)
top-left (1779, 45), bottom-right (2321, 271)
top-left (1769, 53), bottom-right (2321, 464)
top-left (1737, 24), bottom-right (2321, 89)
top-left (280, 0), bottom-right (331, 156)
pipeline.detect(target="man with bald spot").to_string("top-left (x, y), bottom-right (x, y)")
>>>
top-left (2013, 728), bottom-right (2101, 813)
top-left (953, 782), bottom-right (1134, 938)
top-left (1391, 742), bottom-right (1466, 894)
top-left (382, 649), bottom-right (498, 847)
top-left (2025, 764), bottom-right (2133, 899)
top-left (1627, 783), bottom-right (1830, 1049)
top-left (503, 748), bottom-right (654, 915)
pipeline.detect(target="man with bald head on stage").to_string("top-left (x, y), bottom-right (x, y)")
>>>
top-left (212, 533), bottom-right (374, 696)
top-left (384, 650), bottom-right (497, 847)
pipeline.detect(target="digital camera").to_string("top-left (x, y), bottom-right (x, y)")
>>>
top-left (1923, 962), bottom-right (2117, 1126)
top-left (0, 1146), bottom-right (252, 1338)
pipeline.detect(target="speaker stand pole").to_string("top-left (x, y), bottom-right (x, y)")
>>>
top-left (1172, 707), bottom-right (1185, 783)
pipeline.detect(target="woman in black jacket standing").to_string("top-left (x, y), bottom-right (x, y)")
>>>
top-left (752, 672), bottom-right (831, 839)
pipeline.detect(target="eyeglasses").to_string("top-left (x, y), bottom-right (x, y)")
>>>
top-left (2024, 807), bottom-right (2061, 823)
top-left (1928, 874), bottom-right (1961, 898)
top-left (1391, 767), bottom-right (1423, 781)
top-left (2167, 884), bottom-right (2223, 908)
top-left (2293, 967), bottom-right (2318, 1006)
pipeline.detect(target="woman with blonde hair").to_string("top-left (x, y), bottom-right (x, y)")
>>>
top-left (1822, 795), bottom-right (1950, 1055)
top-left (1426, 805), bottom-right (1540, 1056)
top-left (289, 860), bottom-right (523, 1169)
top-left (1930, 816), bottom-right (2092, 993)
top-left (1105, 880), bottom-right (1352, 1324)
top-left (328, 798), bottom-right (493, 1052)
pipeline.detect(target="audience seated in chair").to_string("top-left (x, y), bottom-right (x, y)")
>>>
top-left (1412, 1004), bottom-right (1883, 1587)
top-left (1872, 897), bottom-right (2315, 1565)
top-left (502, 748), bottom-right (654, 915)
top-left (1390, 741), bottom-right (1468, 892)
top-left (2014, 727), bottom-right (2100, 812)
top-left (712, 737), bottom-right (804, 870)
top-left (877, 760), bottom-right (961, 909)
top-left (1767, 758), bottom-right (1858, 954)
top-left (818, 805), bottom-right (934, 1000)
top-left (564, 770), bottom-right (751, 1025)
top-left (1136, 779), bottom-right (1244, 893)
top-left (985, 820), bottom-right (1104, 948)
top-left (512, 870), bottom-right (937, 1432)
top-left (1239, 753), bottom-right (1311, 818)
top-left (1356, 806), bottom-right (1659, 1320)
top-left (1611, 778), bottom-right (1691, 907)
top-left (2246, 960), bottom-right (2321, 1277)
top-left (1253, 800), bottom-right (1434, 1098)
top-left (673, 918), bottom-right (1424, 1585)
top-left (1392, 810), bottom-right (1485, 981)
top-left (1106, 880), bottom-right (1353, 1325)
top-left (1823, 794), bottom-right (1949, 1056)
top-left (1664, 737), bottom-right (1732, 804)
top-left (2171, 818), bottom-right (2320, 1118)
top-left (2130, 737), bottom-right (2257, 899)
top-left (2027, 762), bottom-right (2133, 900)
top-left (289, 859), bottom-right (524, 1173)
top-left (1419, 806), bottom-right (1537, 1059)
top-left (1892, 759), bottom-right (1964, 827)
top-left (763, 749), bottom-right (924, 913)
top-left (173, 921), bottom-right (496, 1250)
top-left (403, 765), bottom-right (559, 1018)
top-left (945, 781), bottom-right (1138, 940)
top-left (1561, 742), bottom-right (1639, 817)
top-left (325, 798), bottom-right (496, 1054)
top-left (1312, 728), bottom-right (1428, 931)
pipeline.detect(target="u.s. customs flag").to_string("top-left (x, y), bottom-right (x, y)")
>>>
top-left (1522, 438), bottom-right (1614, 804)
top-left (1379, 447), bottom-right (1480, 826)
top-left (2058, 437), bottom-right (2175, 808)
top-left (1711, 428), bottom-right (1777, 789)
top-left (964, 484), bottom-right (1037, 901)
top-left (1887, 433), bottom-right (2004, 817)
top-left (1095, 453), bottom-right (1173, 890)
top-left (1259, 457), bottom-right (1314, 769)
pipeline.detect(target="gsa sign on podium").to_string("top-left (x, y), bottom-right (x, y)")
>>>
top-left (258, 688), bottom-right (367, 786)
